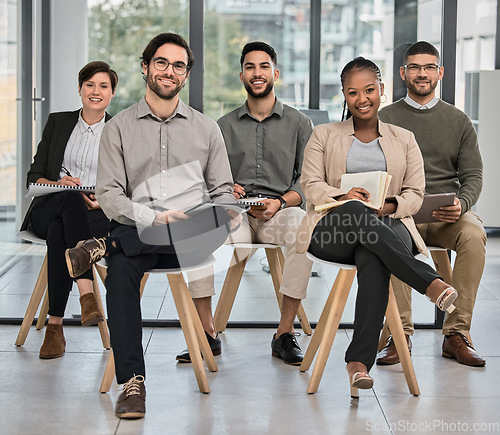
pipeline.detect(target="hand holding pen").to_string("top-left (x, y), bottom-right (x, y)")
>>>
top-left (338, 187), bottom-right (371, 203)
top-left (59, 166), bottom-right (82, 186)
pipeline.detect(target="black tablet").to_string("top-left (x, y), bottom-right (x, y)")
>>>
top-left (413, 193), bottom-right (456, 224)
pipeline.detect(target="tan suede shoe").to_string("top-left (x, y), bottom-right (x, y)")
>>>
top-left (79, 293), bottom-right (104, 326)
top-left (39, 323), bottom-right (66, 359)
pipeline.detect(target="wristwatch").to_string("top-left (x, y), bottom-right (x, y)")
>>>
top-left (278, 196), bottom-right (287, 210)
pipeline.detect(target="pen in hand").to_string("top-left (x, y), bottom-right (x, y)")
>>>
top-left (60, 165), bottom-right (81, 186)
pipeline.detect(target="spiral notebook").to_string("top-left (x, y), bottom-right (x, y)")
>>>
top-left (25, 182), bottom-right (95, 199)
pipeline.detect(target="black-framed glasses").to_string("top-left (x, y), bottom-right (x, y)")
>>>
top-left (403, 63), bottom-right (440, 73)
top-left (152, 57), bottom-right (189, 75)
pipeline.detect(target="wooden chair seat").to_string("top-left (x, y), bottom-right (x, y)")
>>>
top-left (300, 252), bottom-right (420, 396)
top-left (15, 230), bottom-right (110, 349)
top-left (95, 255), bottom-right (218, 394)
top-left (213, 243), bottom-right (312, 335)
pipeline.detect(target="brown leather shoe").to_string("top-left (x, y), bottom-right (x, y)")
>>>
top-left (376, 334), bottom-right (411, 365)
top-left (442, 333), bottom-right (486, 367)
top-left (79, 293), bottom-right (104, 326)
top-left (39, 323), bottom-right (66, 359)
top-left (115, 375), bottom-right (146, 419)
top-left (65, 237), bottom-right (106, 278)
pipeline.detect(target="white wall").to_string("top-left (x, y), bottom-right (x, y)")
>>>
top-left (50, 0), bottom-right (88, 112)
top-left (476, 70), bottom-right (500, 227)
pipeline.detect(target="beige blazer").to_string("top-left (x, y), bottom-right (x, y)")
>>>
top-left (296, 118), bottom-right (428, 256)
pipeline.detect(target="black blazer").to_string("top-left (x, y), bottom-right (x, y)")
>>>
top-left (20, 110), bottom-right (112, 231)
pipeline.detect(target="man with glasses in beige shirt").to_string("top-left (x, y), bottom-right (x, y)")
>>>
top-left (66, 33), bottom-right (237, 419)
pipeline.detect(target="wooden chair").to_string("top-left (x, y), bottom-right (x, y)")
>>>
top-left (96, 255), bottom-right (218, 394)
top-left (300, 253), bottom-right (420, 396)
top-left (213, 243), bottom-right (312, 335)
top-left (15, 230), bottom-right (110, 349)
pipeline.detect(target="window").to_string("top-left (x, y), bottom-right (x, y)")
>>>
top-left (88, 0), bottom-right (189, 116)
top-left (0, 0), bottom-right (17, 207)
top-left (203, 0), bottom-right (310, 121)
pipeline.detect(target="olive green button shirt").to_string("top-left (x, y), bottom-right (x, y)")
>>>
top-left (217, 98), bottom-right (313, 202)
top-left (96, 97), bottom-right (234, 229)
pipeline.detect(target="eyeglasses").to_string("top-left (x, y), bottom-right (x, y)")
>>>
top-left (152, 57), bottom-right (189, 75)
top-left (403, 63), bottom-right (440, 73)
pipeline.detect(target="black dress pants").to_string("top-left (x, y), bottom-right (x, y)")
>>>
top-left (30, 191), bottom-right (108, 317)
top-left (105, 206), bottom-right (232, 383)
top-left (308, 201), bottom-right (440, 370)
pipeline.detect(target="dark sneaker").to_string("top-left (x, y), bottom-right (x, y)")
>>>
top-left (39, 323), bottom-right (66, 359)
top-left (176, 332), bottom-right (222, 363)
top-left (271, 332), bottom-right (304, 365)
top-left (65, 237), bottom-right (106, 278)
top-left (115, 375), bottom-right (146, 419)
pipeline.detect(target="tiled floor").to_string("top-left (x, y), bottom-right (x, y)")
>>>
top-left (1, 223), bottom-right (499, 434)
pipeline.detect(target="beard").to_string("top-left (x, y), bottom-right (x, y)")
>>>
top-left (147, 73), bottom-right (184, 100)
top-left (243, 79), bottom-right (274, 99)
top-left (405, 76), bottom-right (438, 97)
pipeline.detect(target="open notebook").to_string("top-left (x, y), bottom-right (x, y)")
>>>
top-left (315, 171), bottom-right (392, 212)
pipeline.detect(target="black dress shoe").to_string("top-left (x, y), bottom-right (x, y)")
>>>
top-left (271, 332), bottom-right (304, 365)
top-left (176, 332), bottom-right (221, 363)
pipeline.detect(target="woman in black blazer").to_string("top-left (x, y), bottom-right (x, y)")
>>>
top-left (22, 61), bottom-right (118, 359)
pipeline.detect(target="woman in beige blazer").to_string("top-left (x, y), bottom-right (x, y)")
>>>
top-left (298, 57), bottom-right (457, 394)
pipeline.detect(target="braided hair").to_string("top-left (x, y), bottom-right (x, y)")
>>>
top-left (340, 57), bottom-right (382, 121)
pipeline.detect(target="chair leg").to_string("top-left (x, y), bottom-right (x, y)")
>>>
top-left (266, 248), bottom-right (284, 310)
top-left (15, 254), bottom-right (48, 346)
top-left (303, 268), bottom-right (356, 394)
top-left (92, 266), bottom-right (110, 349)
top-left (36, 291), bottom-right (49, 330)
top-left (99, 349), bottom-right (116, 393)
top-left (213, 248), bottom-right (251, 332)
top-left (378, 321), bottom-right (390, 351)
top-left (168, 273), bottom-right (210, 393)
top-left (300, 268), bottom-right (356, 373)
top-left (430, 249), bottom-right (453, 284)
top-left (386, 282), bottom-right (420, 396)
top-left (99, 272), bottom-right (150, 393)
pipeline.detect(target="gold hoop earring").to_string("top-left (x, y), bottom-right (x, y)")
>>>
top-left (381, 94), bottom-right (387, 104)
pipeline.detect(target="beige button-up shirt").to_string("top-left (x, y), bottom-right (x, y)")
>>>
top-left (96, 97), bottom-right (234, 229)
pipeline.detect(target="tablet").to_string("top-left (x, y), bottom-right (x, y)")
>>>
top-left (413, 193), bottom-right (456, 224)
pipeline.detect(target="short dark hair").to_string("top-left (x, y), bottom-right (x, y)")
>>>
top-left (78, 61), bottom-right (118, 92)
top-left (140, 32), bottom-right (194, 70)
top-left (403, 41), bottom-right (440, 64)
top-left (240, 41), bottom-right (277, 69)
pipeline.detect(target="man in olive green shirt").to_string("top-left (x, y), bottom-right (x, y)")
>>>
top-left (178, 42), bottom-right (314, 365)
top-left (377, 41), bottom-right (486, 367)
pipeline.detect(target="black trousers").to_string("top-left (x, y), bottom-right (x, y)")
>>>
top-left (308, 201), bottom-right (440, 370)
top-left (105, 206), bottom-right (232, 383)
top-left (30, 191), bottom-right (108, 317)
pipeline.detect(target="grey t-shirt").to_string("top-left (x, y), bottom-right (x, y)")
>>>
top-left (346, 136), bottom-right (387, 173)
